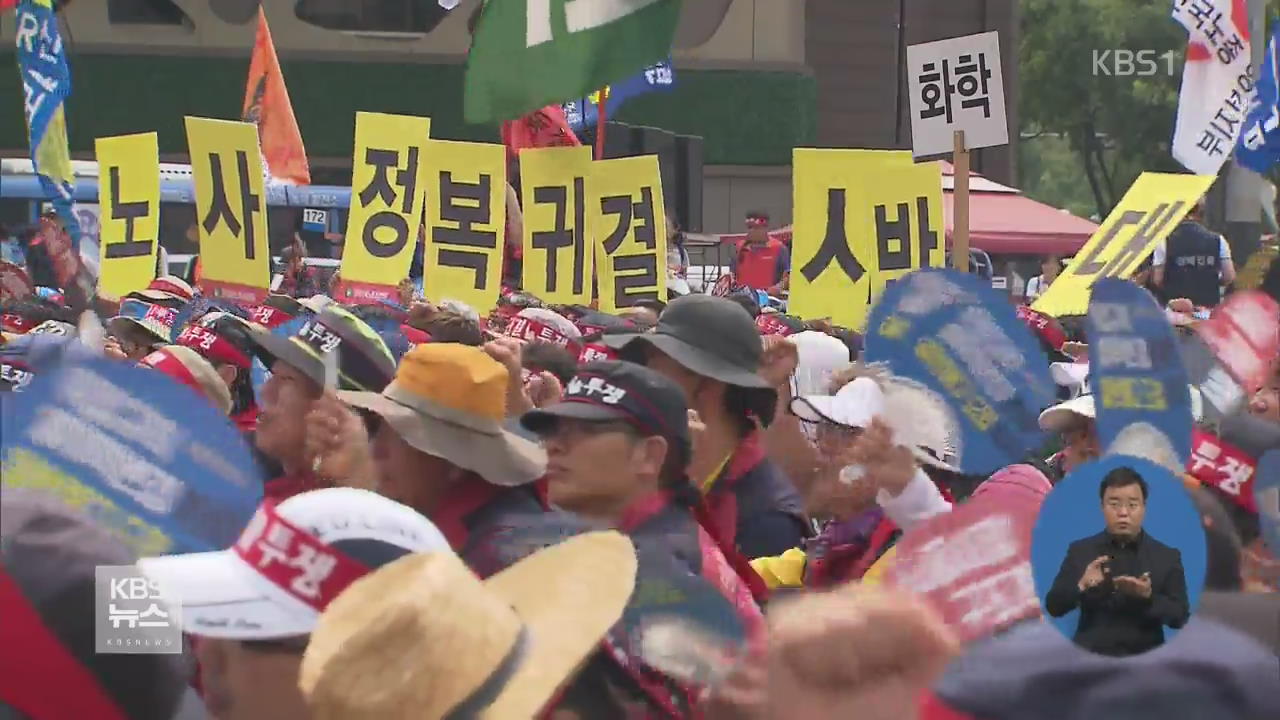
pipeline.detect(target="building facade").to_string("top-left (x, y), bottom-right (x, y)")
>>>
top-left (0, 0), bottom-right (1016, 235)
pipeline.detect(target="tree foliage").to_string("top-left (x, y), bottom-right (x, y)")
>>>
top-left (1020, 0), bottom-right (1187, 218)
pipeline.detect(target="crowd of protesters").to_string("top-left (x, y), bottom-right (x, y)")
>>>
top-left (2, 204), bottom-right (1279, 720)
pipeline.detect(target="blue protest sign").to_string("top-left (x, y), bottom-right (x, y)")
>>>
top-left (562, 59), bottom-right (676, 133)
top-left (1254, 450), bottom-right (1280, 579)
top-left (1086, 279), bottom-right (1193, 467)
top-left (0, 356), bottom-right (261, 555)
top-left (1237, 21), bottom-right (1280, 174)
top-left (864, 269), bottom-right (1056, 475)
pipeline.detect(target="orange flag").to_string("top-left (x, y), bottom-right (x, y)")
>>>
top-left (242, 8), bottom-right (310, 185)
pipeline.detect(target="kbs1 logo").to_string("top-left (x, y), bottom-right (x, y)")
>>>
top-left (1092, 49), bottom-right (1178, 77)
top-left (95, 565), bottom-right (183, 654)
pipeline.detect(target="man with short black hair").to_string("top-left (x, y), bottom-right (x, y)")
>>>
top-left (1045, 466), bottom-right (1190, 656)
top-left (730, 210), bottom-right (790, 295)
top-left (1151, 200), bottom-right (1235, 307)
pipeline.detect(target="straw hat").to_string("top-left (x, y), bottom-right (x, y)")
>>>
top-left (300, 531), bottom-right (637, 720)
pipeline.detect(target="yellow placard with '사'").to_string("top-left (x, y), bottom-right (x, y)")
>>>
top-left (422, 139), bottom-right (507, 313)
top-left (790, 149), bottom-right (945, 330)
top-left (588, 155), bottom-right (668, 313)
top-left (341, 112), bottom-right (432, 292)
top-left (185, 116), bottom-right (271, 303)
top-left (95, 132), bottom-right (160, 299)
top-left (1032, 172), bottom-right (1216, 317)
top-left (521, 146), bottom-right (594, 306)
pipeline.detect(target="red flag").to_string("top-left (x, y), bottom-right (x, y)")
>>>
top-left (501, 106), bottom-right (582, 161)
top-left (0, 1), bottom-right (20, 11)
top-left (242, 8), bottom-right (310, 185)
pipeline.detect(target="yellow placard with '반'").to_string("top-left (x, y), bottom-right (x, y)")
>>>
top-left (589, 155), bottom-right (668, 313)
top-left (1032, 172), bottom-right (1216, 317)
top-left (422, 139), bottom-right (507, 313)
top-left (341, 112), bottom-right (432, 292)
top-left (185, 116), bottom-right (271, 303)
top-left (790, 149), bottom-right (945, 330)
top-left (95, 132), bottom-right (160, 299)
top-left (521, 146), bottom-right (595, 306)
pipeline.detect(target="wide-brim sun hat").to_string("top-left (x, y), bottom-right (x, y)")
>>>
top-left (299, 531), bottom-right (638, 720)
top-left (339, 344), bottom-right (547, 486)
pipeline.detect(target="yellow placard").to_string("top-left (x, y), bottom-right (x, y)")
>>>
top-left (588, 155), bottom-right (668, 313)
top-left (422, 139), bottom-right (507, 312)
top-left (342, 112), bottom-right (431, 288)
top-left (185, 117), bottom-right (271, 300)
top-left (95, 132), bottom-right (160, 299)
top-left (521, 146), bottom-right (594, 305)
top-left (1032, 172), bottom-right (1216, 317)
top-left (790, 149), bottom-right (945, 330)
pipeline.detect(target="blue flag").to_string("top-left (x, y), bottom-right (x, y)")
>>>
top-left (14, 0), bottom-right (81, 244)
top-left (563, 59), bottom-right (676, 133)
top-left (1237, 21), bottom-right (1280, 173)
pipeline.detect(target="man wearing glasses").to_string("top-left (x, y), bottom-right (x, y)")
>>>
top-left (1045, 466), bottom-right (1190, 656)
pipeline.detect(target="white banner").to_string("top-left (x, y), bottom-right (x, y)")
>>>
top-left (1171, 0), bottom-right (1256, 176)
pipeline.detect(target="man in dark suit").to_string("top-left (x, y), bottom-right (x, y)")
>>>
top-left (1045, 466), bottom-right (1190, 656)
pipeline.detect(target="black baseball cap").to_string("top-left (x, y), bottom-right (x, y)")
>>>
top-left (521, 360), bottom-right (691, 465)
top-left (602, 294), bottom-right (777, 425)
top-left (245, 306), bottom-right (396, 393)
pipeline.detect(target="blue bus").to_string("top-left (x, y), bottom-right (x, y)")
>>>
top-left (0, 158), bottom-right (353, 271)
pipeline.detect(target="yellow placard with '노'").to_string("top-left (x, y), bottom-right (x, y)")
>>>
top-left (589, 155), bottom-right (667, 313)
top-left (521, 146), bottom-right (594, 306)
top-left (95, 132), bottom-right (160, 299)
top-left (1032, 172), bottom-right (1216, 317)
top-left (422, 139), bottom-right (507, 313)
top-left (342, 112), bottom-right (432, 291)
top-left (790, 149), bottom-right (945, 330)
top-left (185, 117), bottom-right (271, 303)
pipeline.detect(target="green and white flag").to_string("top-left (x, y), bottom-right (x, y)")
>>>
top-left (464, 0), bottom-right (682, 124)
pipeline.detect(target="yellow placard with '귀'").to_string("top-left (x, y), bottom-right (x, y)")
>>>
top-left (790, 148), bottom-right (944, 330)
top-left (589, 155), bottom-right (667, 313)
top-left (95, 132), bottom-right (160, 299)
top-left (422, 139), bottom-right (507, 313)
top-left (521, 146), bottom-right (595, 306)
top-left (1032, 172), bottom-right (1216, 317)
top-left (342, 112), bottom-right (432, 290)
top-left (185, 116), bottom-right (271, 303)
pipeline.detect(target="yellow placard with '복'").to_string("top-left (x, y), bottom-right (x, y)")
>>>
top-left (1032, 172), bottom-right (1215, 317)
top-left (340, 112), bottom-right (432, 303)
top-left (185, 117), bottom-right (271, 303)
top-left (790, 149), bottom-right (944, 330)
top-left (521, 146), bottom-right (594, 306)
top-left (589, 155), bottom-right (667, 313)
top-left (95, 132), bottom-right (160, 299)
top-left (422, 139), bottom-right (507, 313)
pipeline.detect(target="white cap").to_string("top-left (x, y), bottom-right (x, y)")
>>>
top-left (1039, 394), bottom-right (1097, 432)
top-left (791, 376), bottom-right (884, 428)
top-left (138, 488), bottom-right (450, 640)
top-left (789, 330), bottom-right (852, 398)
top-left (1050, 362), bottom-right (1090, 395)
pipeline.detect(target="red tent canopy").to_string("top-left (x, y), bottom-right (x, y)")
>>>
top-left (942, 162), bottom-right (1098, 255)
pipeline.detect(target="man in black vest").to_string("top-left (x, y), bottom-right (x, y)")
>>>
top-left (1151, 201), bottom-right (1235, 307)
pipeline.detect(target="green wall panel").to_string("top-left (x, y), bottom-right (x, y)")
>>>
top-left (0, 53), bottom-right (813, 166)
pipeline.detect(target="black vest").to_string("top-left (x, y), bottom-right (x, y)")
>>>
top-left (1162, 221), bottom-right (1222, 307)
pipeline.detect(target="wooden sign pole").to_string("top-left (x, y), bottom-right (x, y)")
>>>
top-left (953, 129), bottom-right (970, 273)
